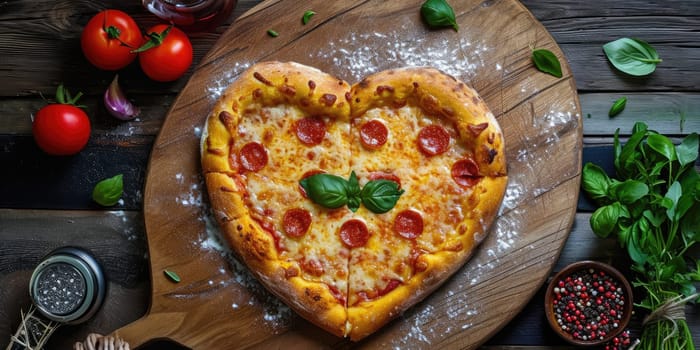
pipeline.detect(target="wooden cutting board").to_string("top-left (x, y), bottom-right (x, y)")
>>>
top-left (113, 0), bottom-right (582, 348)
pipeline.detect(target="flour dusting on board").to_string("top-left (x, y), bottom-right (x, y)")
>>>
top-left (174, 170), bottom-right (293, 331)
top-left (207, 61), bottom-right (252, 100)
top-left (311, 24), bottom-right (489, 84)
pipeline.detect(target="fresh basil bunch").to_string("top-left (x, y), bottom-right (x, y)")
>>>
top-left (300, 171), bottom-right (404, 214)
top-left (582, 122), bottom-right (699, 349)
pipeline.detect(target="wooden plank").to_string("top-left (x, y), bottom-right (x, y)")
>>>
top-left (2, 92), bottom-right (697, 138)
top-left (521, 0), bottom-right (700, 19)
top-left (1, 1), bottom-right (698, 96)
top-left (4, 138), bottom-right (625, 213)
top-left (0, 209), bottom-right (147, 283)
top-left (0, 0), bottom-right (258, 96)
top-left (537, 16), bottom-right (700, 44)
top-left (0, 135), bottom-right (152, 210)
top-left (580, 92), bottom-right (700, 136)
top-left (561, 44), bottom-right (700, 92)
top-left (2, 210), bottom-right (697, 348)
top-left (0, 95), bottom-right (174, 135)
top-left (524, 10), bottom-right (700, 92)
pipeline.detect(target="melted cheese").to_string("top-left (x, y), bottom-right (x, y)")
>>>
top-left (344, 105), bottom-right (477, 301)
top-left (243, 104), bottom-right (480, 310)
top-left (238, 104), bottom-right (353, 302)
top-left (236, 105), bottom-right (350, 182)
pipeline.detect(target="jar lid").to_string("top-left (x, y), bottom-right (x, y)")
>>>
top-left (29, 247), bottom-right (106, 324)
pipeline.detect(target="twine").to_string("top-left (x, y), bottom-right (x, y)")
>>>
top-left (73, 333), bottom-right (130, 350)
top-left (7, 305), bottom-right (60, 350)
top-left (634, 293), bottom-right (700, 347)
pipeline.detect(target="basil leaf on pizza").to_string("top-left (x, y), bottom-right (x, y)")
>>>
top-left (346, 171), bottom-right (362, 212)
top-left (300, 171), bottom-right (404, 213)
top-left (360, 179), bottom-right (405, 214)
top-left (300, 173), bottom-right (349, 209)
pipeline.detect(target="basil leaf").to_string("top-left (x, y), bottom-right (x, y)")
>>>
top-left (678, 167), bottom-right (699, 201)
top-left (347, 171), bottom-right (361, 212)
top-left (680, 282), bottom-right (698, 301)
top-left (676, 193), bottom-right (695, 221)
top-left (164, 269), bottom-right (181, 283)
top-left (603, 37), bottom-right (662, 76)
top-left (299, 174), bottom-right (349, 209)
top-left (590, 203), bottom-right (627, 238)
top-left (610, 179), bottom-right (648, 204)
top-left (632, 121), bottom-right (648, 134)
top-left (616, 123), bottom-right (648, 177)
top-left (681, 203), bottom-right (700, 243)
top-left (647, 133), bottom-right (676, 161)
top-left (643, 209), bottom-right (665, 228)
top-left (582, 163), bottom-right (612, 203)
top-left (420, 0), bottom-right (459, 31)
top-left (613, 128), bottom-right (622, 171)
top-left (302, 10), bottom-right (316, 25)
top-left (608, 97), bottom-right (627, 117)
top-left (677, 133), bottom-right (699, 167)
top-left (92, 174), bottom-right (123, 206)
top-left (347, 171), bottom-right (361, 197)
top-left (347, 196), bottom-right (361, 212)
top-left (664, 181), bottom-right (682, 220)
top-left (636, 218), bottom-right (652, 249)
top-left (531, 49), bottom-right (563, 78)
top-left (627, 222), bottom-right (648, 265)
top-left (360, 180), bottom-right (405, 214)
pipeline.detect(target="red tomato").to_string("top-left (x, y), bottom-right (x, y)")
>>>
top-left (138, 24), bottom-right (193, 82)
top-left (81, 10), bottom-right (143, 70)
top-left (33, 86), bottom-right (91, 155)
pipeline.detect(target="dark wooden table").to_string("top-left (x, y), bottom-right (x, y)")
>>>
top-left (1, 0), bottom-right (698, 349)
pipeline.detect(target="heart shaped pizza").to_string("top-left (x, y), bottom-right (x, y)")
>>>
top-left (201, 61), bottom-right (507, 340)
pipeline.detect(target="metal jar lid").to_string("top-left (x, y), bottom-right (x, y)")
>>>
top-left (28, 247), bottom-right (106, 325)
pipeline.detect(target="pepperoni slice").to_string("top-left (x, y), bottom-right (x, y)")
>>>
top-left (282, 208), bottom-right (312, 238)
top-left (394, 209), bottom-right (424, 239)
top-left (299, 169), bottom-right (326, 198)
top-left (238, 142), bottom-right (268, 172)
top-left (301, 258), bottom-right (324, 277)
top-left (295, 117), bottom-right (326, 146)
top-left (359, 120), bottom-right (388, 149)
top-left (339, 219), bottom-right (369, 248)
top-left (368, 171), bottom-right (401, 189)
top-left (378, 279), bottom-right (402, 296)
top-left (327, 284), bottom-right (347, 306)
top-left (355, 279), bottom-right (401, 305)
top-left (451, 158), bottom-right (482, 187)
top-left (417, 124), bottom-right (450, 156)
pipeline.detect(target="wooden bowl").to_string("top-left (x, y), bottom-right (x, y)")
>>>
top-left (544, 260), bottom-right (633, 346)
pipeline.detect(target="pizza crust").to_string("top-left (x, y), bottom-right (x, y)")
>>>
top-left (202, 61), bottom-right (351, 175)
top-left (351, 66), bottom-right (506, 177)
top-left (202, 61), bottom-right (507, 341)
